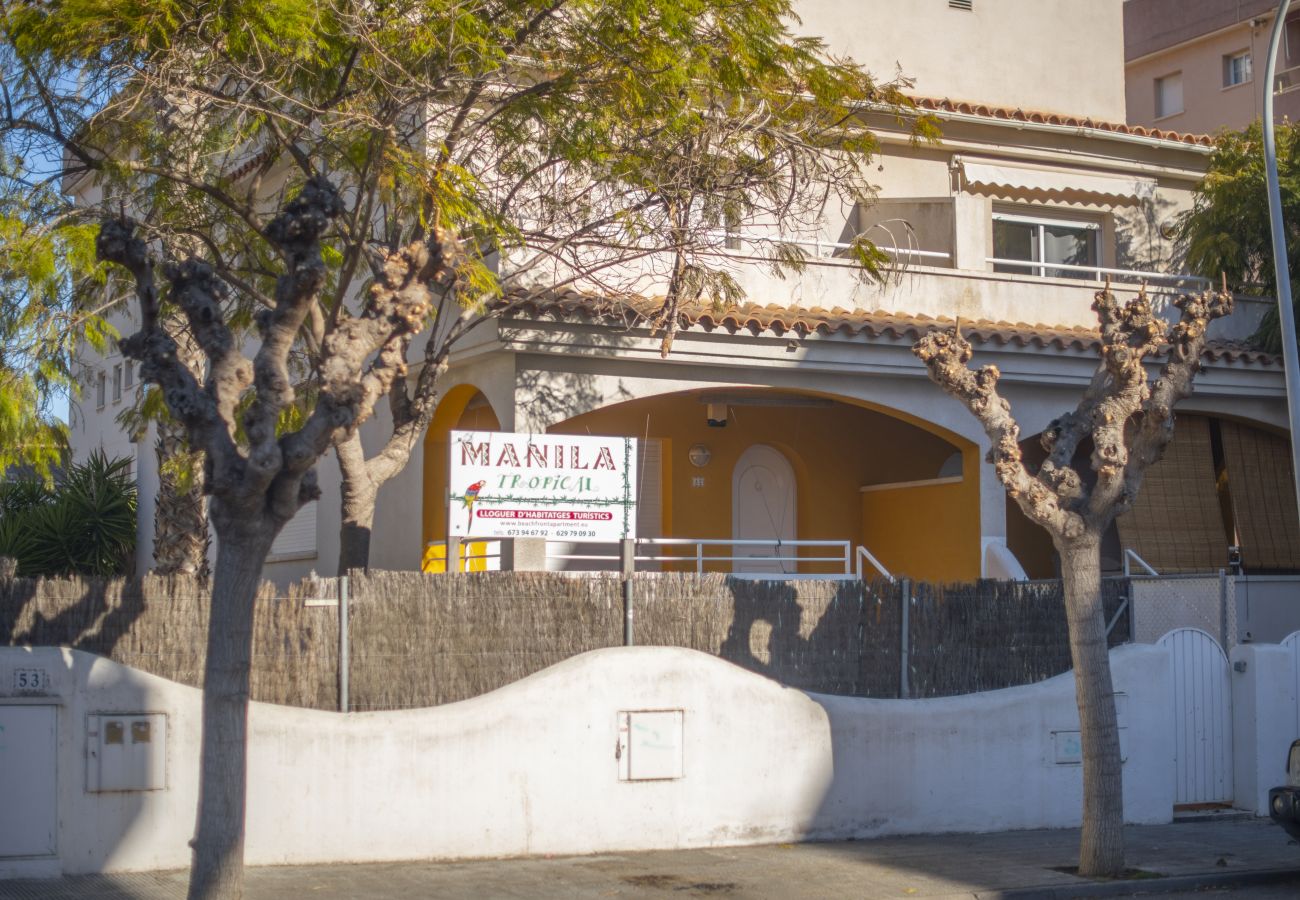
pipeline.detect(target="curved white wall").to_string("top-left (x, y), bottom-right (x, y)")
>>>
top-left (0, 643), bottom-right (1174, 877)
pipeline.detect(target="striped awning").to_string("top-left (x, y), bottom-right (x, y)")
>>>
top-left (957, 157), bottom-right (1157, 203)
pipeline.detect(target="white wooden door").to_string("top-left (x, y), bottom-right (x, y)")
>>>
top-left (1158, 628), bottom-right (1233, 805)
top-left (732, 444), bottom-right (796, 574)
top-left (0, 705), bottom-right (58, 858)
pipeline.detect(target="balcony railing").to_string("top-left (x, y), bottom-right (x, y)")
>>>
top-left (986, 257), bottom-right (1211, 288)
top-left (549, 537), bottom-right (855, 576)
top-left (780, 237), bottom-right (953, 264)
top-left (1276, 63), bottom-right (1300, 94)
top-left (720, 230), bottom-right (1209, 288)
top-left (720, 230), bottom-right (952, 264)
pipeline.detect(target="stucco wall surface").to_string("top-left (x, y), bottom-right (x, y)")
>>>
top-left (1, 643), bottom-right (1175, 877)
top-left (798, 0), bottom-right (1127, 122)
top-left (1230, 643), bottom-right (1295, 816)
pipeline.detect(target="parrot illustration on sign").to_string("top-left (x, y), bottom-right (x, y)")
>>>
top-left (456, 480), bottom-right (487, 531)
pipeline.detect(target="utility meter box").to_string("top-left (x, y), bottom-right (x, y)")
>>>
top-left (87, 713), bottom-right (167, 792)
top-left (617, 710), bottom-right (684, 781)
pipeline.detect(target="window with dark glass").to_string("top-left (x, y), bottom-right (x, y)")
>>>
top-left (992, 214), bottom-right (1099, 280)
top-left (1223, 51), bottom-right (1252, 88)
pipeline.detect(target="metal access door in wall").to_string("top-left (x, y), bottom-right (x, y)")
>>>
top-left (1158, 628), bottom-right (1233, 806)
top-left (0, 705), bottom-right (58, 858)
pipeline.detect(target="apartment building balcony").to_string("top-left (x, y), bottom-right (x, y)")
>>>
top-left (724, 246), bottom-right (1268, 344)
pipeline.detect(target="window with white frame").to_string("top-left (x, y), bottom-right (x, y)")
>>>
top-left (992, 212), bottom-right (1100, 280)
top-left (1223, 50), bottom-right (1252, 87)
top-left (96, 371), bottom-right (106, 409)
top-left (124, 363), bottom-right (133, 390)
top-left (1154, 72), bottom-right (1183, 118)
top-left (112, 364), bottom-right (122, 403)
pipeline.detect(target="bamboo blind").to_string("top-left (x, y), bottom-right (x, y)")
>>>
top-left (1220, 419), bottom-right (1300, 571)
top-left (1116, 415), bottom-right (1228, 573)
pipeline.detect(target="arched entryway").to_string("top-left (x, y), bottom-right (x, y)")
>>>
top-left (541, 387), bottom-right (981, 580)
top-left (732, 444), bottom-right (797, 574)
top-left (421, 385), bottom-right (501, 571)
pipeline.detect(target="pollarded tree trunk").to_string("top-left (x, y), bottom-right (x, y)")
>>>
top-left (99, 178), bottom-right (437, 900)
top-left (913, 282), bottom-right (1233, 879)
top-left (336, 431), bottom-right (376, 576)
top-left (188, 513), bottom-right (276, 899)
top-left (338, 496), bottom-right (375, 576)
top-left (328, 301), bottom-right (469, 575)
top-left (1058, 530), bottom-right (1124, 876)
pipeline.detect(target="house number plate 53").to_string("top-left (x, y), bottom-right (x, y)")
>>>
top-left (12, 667), bottom-right (49, 693)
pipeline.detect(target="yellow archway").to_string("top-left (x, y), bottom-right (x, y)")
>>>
top-left (421, 386), bottom-right (501, 571)
top-left (544, 388), bottom-right (982, 581)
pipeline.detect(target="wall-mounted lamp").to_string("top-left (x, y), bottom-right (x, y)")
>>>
top-left (706, 403), bottom-right (728, 428)
top-left (688, 443), bottom-right (712, 467)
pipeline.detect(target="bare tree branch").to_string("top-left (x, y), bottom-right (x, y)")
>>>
top-left (913, 326), bottom-right (1087, 539)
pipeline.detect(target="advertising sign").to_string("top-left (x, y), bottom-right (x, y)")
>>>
top-left (448, 431), bottom-right (638, 541)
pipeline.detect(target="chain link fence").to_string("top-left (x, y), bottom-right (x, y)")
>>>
top-left (1127, 573), bottom-right (1231, 647)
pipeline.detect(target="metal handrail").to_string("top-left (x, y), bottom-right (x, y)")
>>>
top-left (1122, 548), bottom-right (1159, 577)
top-left (719, 230), bottom-right (952, 262)
top-left (715, 228), bottom-right (1206, 284)
top-left (1275, 61), bottom-right (1300, 94)
top-left (855, 545), bottom-right (896, 583)
top-left (548, 537), bottom-right (853, 575)
top-left (987, 257), bottom-right (1211, 286)
top-left (426, 539), bottom-right (501, 573)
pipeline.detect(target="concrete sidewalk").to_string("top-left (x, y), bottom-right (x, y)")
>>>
top-left (2, 818), bottom-right (1298, 899)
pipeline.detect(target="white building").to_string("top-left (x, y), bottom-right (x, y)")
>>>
top-left (69, 0), bottom-right (1298, 584)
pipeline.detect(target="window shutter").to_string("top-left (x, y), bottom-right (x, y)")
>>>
top-left (1116, 416), bottom-right (1228, 573)
top-left (636, 439), bottom-right (663, 539)
top-left (270, 501), bottom-right (317, 558)
top-left (1220, 420), bottom-right (1300, 571)
top-left (1155, 73), bottom-right (1183, 118)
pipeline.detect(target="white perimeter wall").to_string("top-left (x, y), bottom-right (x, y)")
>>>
top-left (1, 644), bottom-right (1175, 877)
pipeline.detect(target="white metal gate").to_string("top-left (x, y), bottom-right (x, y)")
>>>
top-left (1281, 630), bottom-right (1300, 733)
top-left (1159, 628), bottom-right (1233, 805)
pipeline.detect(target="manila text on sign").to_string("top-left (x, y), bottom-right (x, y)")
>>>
top-left (448, 431), bottom-right (638, 540)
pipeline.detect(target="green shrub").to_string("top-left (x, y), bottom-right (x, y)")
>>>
top-left (0, 450), bottom-right (136, 577)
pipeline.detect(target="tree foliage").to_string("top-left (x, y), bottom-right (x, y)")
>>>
top-left (1179, 120), bottom-right (1300, 352)
top-left (2, 1), bottom-right (932, 895)
top-left (3, 0), bottom-right (934, 575)
top-left (0, 149), bottom-right (112, 478)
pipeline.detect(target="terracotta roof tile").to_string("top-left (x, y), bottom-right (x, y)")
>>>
top-left (909, 96), bottom-right (1215, 148)
top-left (501, 290), bottom-right (1276, 366)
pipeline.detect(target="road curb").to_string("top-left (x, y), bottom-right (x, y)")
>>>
top-left (975, 866), bottom-right (1300, 899)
